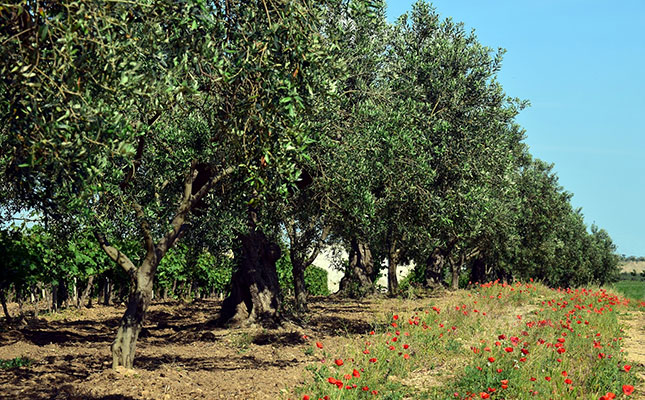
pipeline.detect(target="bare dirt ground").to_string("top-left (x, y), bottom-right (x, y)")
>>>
top-left (0, 294), bottom-right (448, 400)
top-left (620, 309), bottom-right (645, 399)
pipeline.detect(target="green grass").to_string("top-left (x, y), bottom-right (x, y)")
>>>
top-left (292, 282), bottom-right (642, 400)
top-left (613, 280), bottom-right (645, 301)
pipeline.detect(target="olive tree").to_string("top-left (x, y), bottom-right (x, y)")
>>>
top-left (1, 0), bottom-right (333, 368)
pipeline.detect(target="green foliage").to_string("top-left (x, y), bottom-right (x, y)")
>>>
top-left (156, 245), bottom-right (233, 298)
top-left (0, 357), bottom-right (31, 369)
top-left (0, 0), bottom-right (622, 312)
top-left (305, 265), bottom-right (331, 296)
top-left (276, 254), bottom-right (330, 296)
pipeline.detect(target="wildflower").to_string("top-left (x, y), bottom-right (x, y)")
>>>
top-left (488, 357), bottom-right (495, 363)
top-left (624, 365), bottom-right (632, 372)
top-left (335, 359), bottom-right (343, 366)
top-left (480, 392), bottom-right (490, 399)
top-left (316, 342), bottom-right (323, 349)
top-left (303, 395), bottom-right (310, 400)
top-left (565, 378), bottom-right (572, 384)
top-left (504, 347), bottom-right (514, 353)
top-left (623, 385), bottom-right (635, 396)
top-left (352, 369), bottom-right (360, 378)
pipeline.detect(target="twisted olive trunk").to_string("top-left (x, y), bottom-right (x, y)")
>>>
top-left (292, 259), bottom-right (308, 314)
top-left (339, 238), bottom-right (376, 298)
top-left (220, 226), bottom-right (282, 326)
top-left (111, 262), bottom-right (155, 368)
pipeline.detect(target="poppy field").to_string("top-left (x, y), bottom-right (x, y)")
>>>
top-left (292, 281), bottom-right (644, 400)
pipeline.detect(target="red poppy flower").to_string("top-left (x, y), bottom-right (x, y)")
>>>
top-left (480, 392), bottom-right (490, 399)
top-left (624, 365), bottom-right (632, 372)
top-left (623, 385), bottom-right (635, 396)
top-left (316, 342), bottom-right (323, 349)
top-left (335, 359), bottom-right (343, 366)
top-left (353, 369), bottom-right (360, 378)
top-left (504, 347), bottom-right (513, 353)
top-left (488, 357), bottom-right (495, 363)
top-left (303, 395), bottom-right (310, 400)
top-left (564, 378), bottom-right (572, 385)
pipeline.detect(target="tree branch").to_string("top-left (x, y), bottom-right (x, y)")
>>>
top-left (158, 164), bottom-right (236, 254)
top-left (132, 202), bottom-right (154, 254)
top-left (93, 229), bottom-right (137, 274)
top-left (303, 224), bottom-right (331, 268)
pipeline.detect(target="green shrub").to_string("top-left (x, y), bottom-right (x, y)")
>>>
top-left (0, 357), bottom-right (31, 369)
top-left (276, 254), bottom-right (329, 296)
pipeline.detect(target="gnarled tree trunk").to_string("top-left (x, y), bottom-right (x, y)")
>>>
top-left (0, 287), bottom-right (11, 320)
top-left (78, 275), bottom-right (95, 309)
top-left (470, 258), bottom-right (486, 285)
top-left (111, 262), bottom-right (155, 369)
top-left (424, 248), bottom-right (446, 288)
top-left (219, 216), bottom-right (282, 326)
top-left (387, 238), bottom-right (400, 297)
top-left (338, 237), bottom-right (376, 298)
top-left (285, 219), bottom-right (330, 315)
top-left (292, 260), bottom-right (308, 314)
top-left (449, 253), bottom-right (465, 291)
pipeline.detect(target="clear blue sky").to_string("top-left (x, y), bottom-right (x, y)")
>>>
top-left (386, 0), bottom-right (645, 256)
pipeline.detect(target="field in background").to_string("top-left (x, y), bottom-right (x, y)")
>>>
top-left (614, 280), bottom-right (645, 301)
top-left (620, 261), bottom-right (645, 274)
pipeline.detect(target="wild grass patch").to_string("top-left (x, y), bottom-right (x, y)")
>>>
top-left (293, 281), bottom-right (642, 400)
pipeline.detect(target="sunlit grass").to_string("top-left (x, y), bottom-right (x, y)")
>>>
top-left (613, 280), bottom-right (645, 301)
top-left (293, 281), bottom-right (642, 400)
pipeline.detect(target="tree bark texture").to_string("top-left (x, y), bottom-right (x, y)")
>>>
top-left (338, 238), bottom-right (376, 298)
top-left (111, 260), bottom-right (156, 369)
top-left (0, 288), bottom-right (11, 320)
top-left (450, 253), bottom-right (465, 290)
top-left (78, 275), bottom-right (95, 309)
top-left (285, 219), bottom-right (330, 315)
top-left (424, 248), bottom-right (446, 288)
top-left (219, 227), bottom-right (282, 326)
top-left (387, 239), bottom-right (400, 297)
top-left (292, 260), bottom-right (308, 314)
top-left (469, 258), bottom-right (486, 285)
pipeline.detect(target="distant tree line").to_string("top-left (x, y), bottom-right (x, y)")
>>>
top-left (619, 255), bottom-right (645, 262)
top-left (1, 0), bottom-right (619, 368)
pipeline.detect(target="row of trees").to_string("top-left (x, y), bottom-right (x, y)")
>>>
top-left (0, 225), bottom-right (330, 320)
top-left (1, 0), bottom-right (618, 368)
